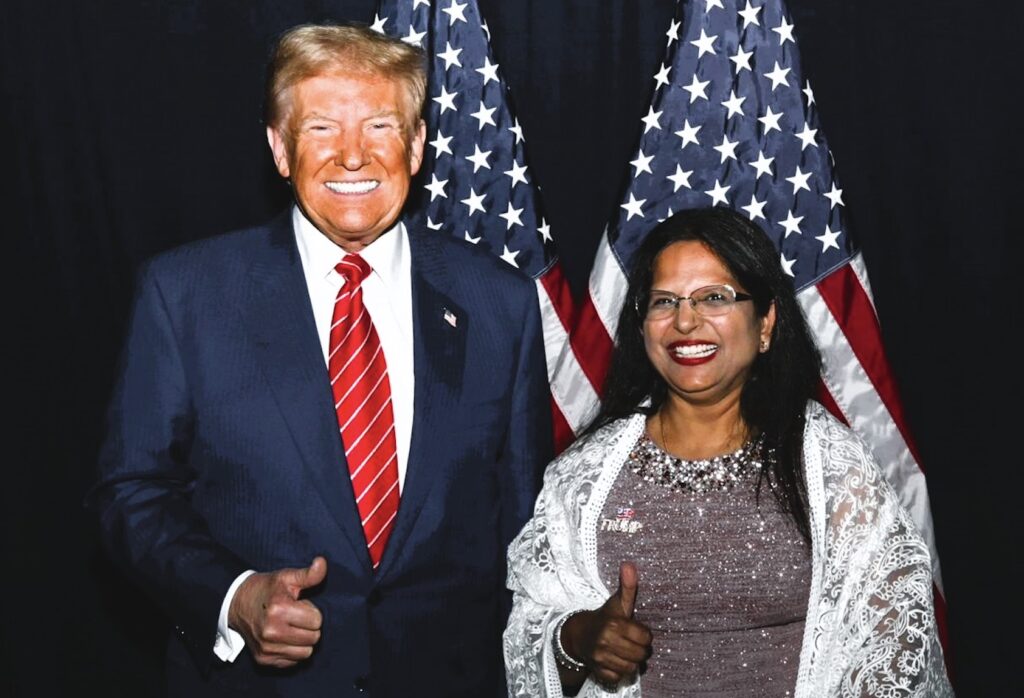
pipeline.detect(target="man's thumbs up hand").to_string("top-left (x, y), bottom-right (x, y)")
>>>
top-left (281, 556), bottom-right (328, 599)
top-left (228, 557), bottom-right (328, 668)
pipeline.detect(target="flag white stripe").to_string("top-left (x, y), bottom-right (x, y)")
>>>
top-left (587, 230), bottom-right (629, 340)
top-left (537, 282), bottom-right (601, 433)
top-left (848, 252), bottom-right (876, 309)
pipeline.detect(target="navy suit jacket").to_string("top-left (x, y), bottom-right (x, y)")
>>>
top-left (89, 211), bottom-right (553, 697)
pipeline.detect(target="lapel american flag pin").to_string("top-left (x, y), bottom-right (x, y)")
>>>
top-left (443, 307), bottom-right (458, 328)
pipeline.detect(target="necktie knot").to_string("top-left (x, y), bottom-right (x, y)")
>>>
top-left (336, 254), bottom-right (371, 289)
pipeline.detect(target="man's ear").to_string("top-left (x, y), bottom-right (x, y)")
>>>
top-left (408, 119), bottom-right (426, 176)
top-left (266, 126), bottom-right (291, 179)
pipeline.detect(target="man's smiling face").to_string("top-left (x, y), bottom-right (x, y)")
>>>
top-left (267, 71), bottom-right (425, 251)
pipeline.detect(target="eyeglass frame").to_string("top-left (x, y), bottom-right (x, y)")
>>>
top-left (637, 283), bottom-right (754, 320)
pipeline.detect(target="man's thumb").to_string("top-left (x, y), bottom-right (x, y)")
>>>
top-left (616, 561), bottom-right (639, 618)
top-left (288, 556), bottom-right (328, 594)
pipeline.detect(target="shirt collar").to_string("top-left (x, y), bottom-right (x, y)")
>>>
top-left (292, 206), bottom-right (406, 288)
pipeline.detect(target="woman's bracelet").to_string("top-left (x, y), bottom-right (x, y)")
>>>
top-left (552, 610), bottom-right (587, 672)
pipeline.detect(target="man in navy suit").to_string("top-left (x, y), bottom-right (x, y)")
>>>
top-left (89, 23), bottom-right (552, 696)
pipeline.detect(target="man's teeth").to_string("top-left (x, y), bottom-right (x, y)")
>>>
top-left (673, 344), bottom-right (716, 358)
top-left (325, 180), bottom-right (379, 194)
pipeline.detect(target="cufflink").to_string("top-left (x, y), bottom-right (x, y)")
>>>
top-left (443, 307), bottom-right (458, 328)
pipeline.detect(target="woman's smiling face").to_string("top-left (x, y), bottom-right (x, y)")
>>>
top-left (642, 240), bottom-right (775, 407)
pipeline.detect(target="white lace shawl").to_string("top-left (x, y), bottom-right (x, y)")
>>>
top-left (503, 402), bottom-right (953, 697)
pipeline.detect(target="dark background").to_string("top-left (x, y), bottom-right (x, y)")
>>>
top-left (2, 0), bottom-right (1017, 695)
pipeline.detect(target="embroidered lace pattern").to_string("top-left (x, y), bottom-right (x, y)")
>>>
top-left (503, 404), bottom-right (953, 698)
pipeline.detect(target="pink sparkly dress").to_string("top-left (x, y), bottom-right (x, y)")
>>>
top-left (596, 434), bottom-right (811, 697)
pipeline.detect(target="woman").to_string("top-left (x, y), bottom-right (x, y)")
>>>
top-left (504, 207), bottom-right (952, 697)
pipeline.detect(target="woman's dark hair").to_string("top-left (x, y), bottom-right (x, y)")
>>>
top-left (588, 206), bottom-right (821, 540)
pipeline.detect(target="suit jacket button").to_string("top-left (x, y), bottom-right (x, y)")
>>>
top-left (352, 675), bottom-right (368, 691)
top-left (367, 589), bottom-right (382, 606)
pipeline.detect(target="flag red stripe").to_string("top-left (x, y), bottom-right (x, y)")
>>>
top-left (815, 268), bottom-right (924, 468)
top-left (549, 395), bottom-right (576, 455)
top-left (568, 293), bottom-right (616, 399)
top-left (814, 378), bottom-right (849, 426)
top-left (538, 262), bottom-right (577, 334)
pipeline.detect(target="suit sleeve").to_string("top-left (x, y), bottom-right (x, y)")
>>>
top-left (86, 263), bottom-right (249, 670)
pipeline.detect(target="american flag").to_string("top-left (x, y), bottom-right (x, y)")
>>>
top-left (373, 0), bottom-right (947, 646)
top-left (572, 0), bottom-right (949, 644)
top-left (373, 0), bottom-right (587, 451)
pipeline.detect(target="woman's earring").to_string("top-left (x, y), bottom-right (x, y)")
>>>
top-left (760, 340), bottom-right (769, 352)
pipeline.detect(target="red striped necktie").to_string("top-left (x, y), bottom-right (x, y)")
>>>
top-left (328, 254), bottom-right (399, 569)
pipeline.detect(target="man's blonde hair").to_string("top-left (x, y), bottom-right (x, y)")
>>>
top-left (264, 23), bottom-right (427, 134)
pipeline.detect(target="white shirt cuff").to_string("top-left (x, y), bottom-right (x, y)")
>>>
top-left (213, 570), bottom-right (257, 662)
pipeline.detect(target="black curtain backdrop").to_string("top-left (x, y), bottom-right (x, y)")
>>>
top-left (2, 0), bottom-right (1017, 695)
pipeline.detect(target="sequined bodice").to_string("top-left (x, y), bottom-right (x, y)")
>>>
top-left (597, 434), bottom-right (812, 697)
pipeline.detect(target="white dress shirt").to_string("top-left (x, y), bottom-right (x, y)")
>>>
top-left (213, 207), bottom-right (415, 661)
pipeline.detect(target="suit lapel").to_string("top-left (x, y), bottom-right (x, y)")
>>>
top-left (241, 214), bottom-right (369, 569)
top-left (376, 225), bottom-right (467, 579)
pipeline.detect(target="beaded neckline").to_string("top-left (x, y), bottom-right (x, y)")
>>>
top-left (627, 433), bottom-right (769, 493)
